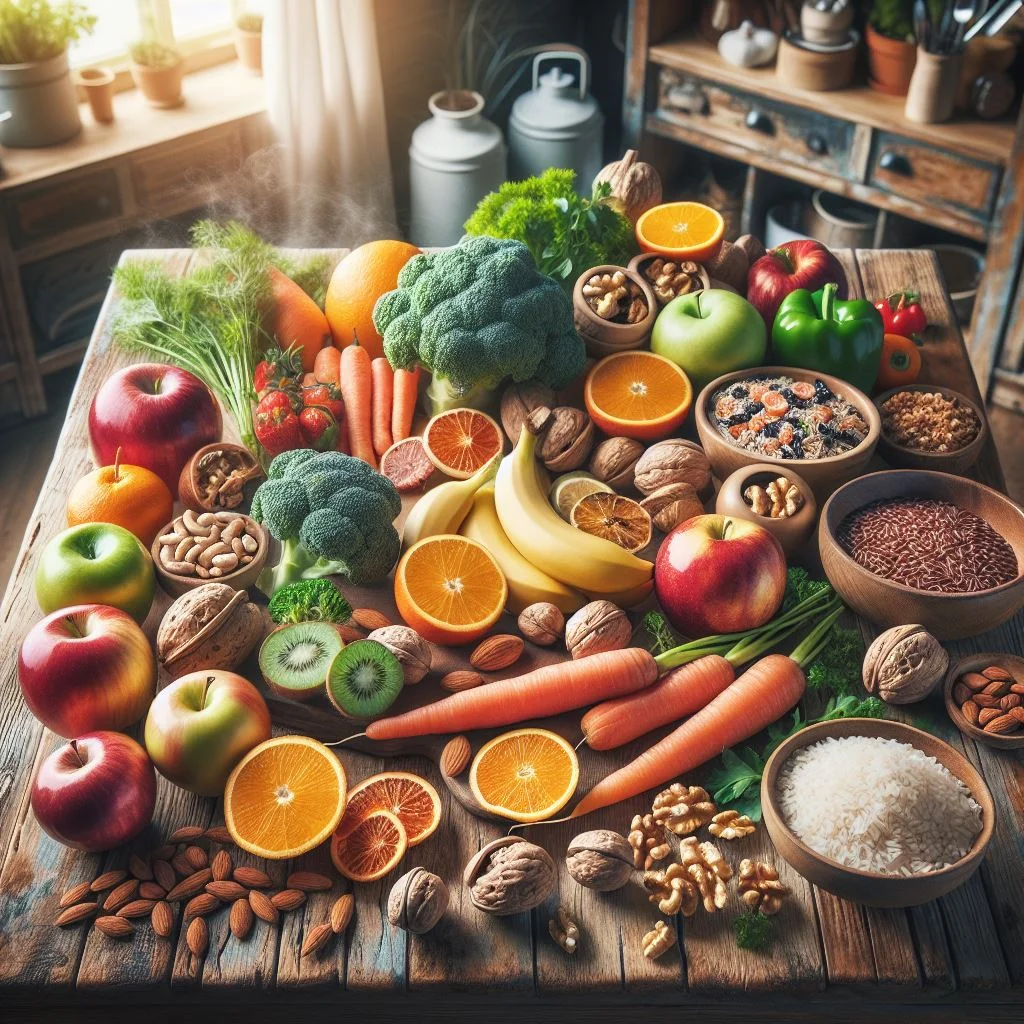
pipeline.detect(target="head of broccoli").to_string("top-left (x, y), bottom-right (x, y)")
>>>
top-left (267, 579), bottom-right (353, 625)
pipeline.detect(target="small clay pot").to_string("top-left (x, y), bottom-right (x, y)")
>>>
top-left (76, 66), bottom-right (115, 124)
top-left (131, 59), bottom-right (184, 108)
top-left (572, 264), bottom-right (657, 357)
top-left (233, 26), bottom-right (262, 75)
top-left (866, 24), bottom-right (917, 96)
top-left (715, 462), bottom-right (817, 556)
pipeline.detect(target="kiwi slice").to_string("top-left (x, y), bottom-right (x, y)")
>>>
top-left (326, 639), bottom-right (404, 720)
top-left (259, 622), bottom-right (343, 701)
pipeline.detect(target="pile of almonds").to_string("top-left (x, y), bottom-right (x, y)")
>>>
top-left (952, 664), bottom-right (1024, 735)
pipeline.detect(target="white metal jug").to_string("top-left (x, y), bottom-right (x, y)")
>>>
top-left (409, 90), bottom-right (506, 248)
top-left (507, 47), bottom-right (604, 189)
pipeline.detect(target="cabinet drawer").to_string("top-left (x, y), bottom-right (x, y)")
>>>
top-left (131, 128), bottom-right (244, 209)
top-left (655, 68), bottom-right (859, 181)
top-left (5, 169), bottom-right (121, 250)
top-left (868, 132), bottom-right (1000, 222)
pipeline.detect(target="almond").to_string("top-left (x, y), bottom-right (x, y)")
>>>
top-left (151, 844), bottom-right (176, 861)
top-left (184, 893), bottom-right (222, 921)
top-left (128, 854), bottom-right (153, 881)
top-left (55, 902), bottom-right (99, 926)
top-left (330, 893), bottom-right (354, 934)
top-left (90, 869), bottom-right (127, 893)
top-left (982, 679), bottom-right (1010, 698)
top-left (116, 899), bottom-right (157, 920)
top-left (351, 608), bottom-right (392, 631)
top-left (982, 665), bottom-right (1013, 681)
top-left (151, 901), bottom-right (174, 938)
top-left (165, 868), bottom-right (213, 902)
top-left (230, 898), bottom-right (254, 940)
top-left (336, 623), bottom-right (367, 643)
top-left (206, 880), bottom-right (248, 902)
top-left (469, 634), bottom-right (524, 672)
top-left (1011, 682), bottom-right (1024, 696)
top-left (973, 693), bottom-right (1001, 709)
top-left (153, 860), bottom-right (177, 892)
top-left (300, 922), bottom-right (334, 958)
top-left (952, 682), bottom-right (972, 706)
top-left (59, 882), bottom-right (92, 909)
top-left (233, 866), bottom-right (272, 889)
top-left (168, 826), bottom-right (205, 844)
top-left (271, 889), bottom-right (307, 911)
top-left (138, 880), bottom-right (166, 900)
top-left (211, 849), bottom-right (233, 882)
top-left (103, 878), bottom-right (140, 911)
top-left (961, 700), bottom-right (980, 725)
top-left (978, 707), bottom-right (1001, 727)
top-left (204, 825), bottom-right (233, 845)
top-left (286, 871), bottom-right (332, 892)
top-left (186, 916), bottom-right (209, 958)
top-left (249, 890), bottom-right (279, 924)
top-left (95, 915), bottom-right (135, 939)
top-left (440, 735), bottom-right (472, 778)
top-left (984, 713), bottom-right (1020, 735)
top-left (1000, 693), bottom-right (1022, 712)
top-left (961, 672), bottom-right (990, 692)
top-left (1011, 706), bottom-right (1024, 724)
top-left (171, 853), bottom-right (195, 876)
top-left (441, 670), bottom-right (483, 693)
top-left (184, 845), bottom-right (209, 870)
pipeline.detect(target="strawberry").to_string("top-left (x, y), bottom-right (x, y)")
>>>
top-left (298, 405), bottom-right (339, 452)
top-left (254, 389), bottom-right (304, 456)
top-left (254, 347), bottom-right (303, 398)
top-left (301, 382), bottom-right (345, 423)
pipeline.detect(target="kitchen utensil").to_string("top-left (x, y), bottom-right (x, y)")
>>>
top-left (964, 0), bottom-right (1014, 40)
top-left (952, 0), bottom-right (978, 51)
top-left (984, 0), bottom-right (1023, 34)
top-left (914, 0), bottom-right (931, 49)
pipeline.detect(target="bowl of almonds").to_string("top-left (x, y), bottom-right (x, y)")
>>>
top-left (572, 264), bottom-right (657, 356)
top-left (943, 652), bottom-right (1024, 750)
top-left (151, 509), bottom-right (268, 596)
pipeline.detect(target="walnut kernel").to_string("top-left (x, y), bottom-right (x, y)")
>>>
top-left (644, 863), bottom-right (699, 916)
top-left (678, 837), bottom-right (732, 912)
top-left (548, 907), bottom-right (580, 954)
top-left (709, 810), bottom-right (756, 840)
top-left (738, 859), bottom-right (789, 916)
top-left (629, 813), bottom-right (670, 870)
top-left (641, 919), bottom-right (676, 960)
top-left (651, 784), bottom-right (716, 836)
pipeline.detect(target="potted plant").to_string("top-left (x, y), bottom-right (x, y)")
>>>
top-left (233, 12), bottom-right (262, 75)
top-left (0, 0), bottom-right (95, 147)
top-left (866, 0), bottom-right (917, 95)
top-left (129, 40), bottom-right (183, 108)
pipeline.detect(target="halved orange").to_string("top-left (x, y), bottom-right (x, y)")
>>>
top-left (422, 409), bottom-right (503, 480)
top-left (636, 201), bottom-right (724, 261)
top-left (224, 735), bottom-right (348, 860)
top-left (570, 492), bottom-right (652, 553)
top-left (330, 809), bottom-right (407, 882)
top-left (584, 350), bottom-right (693, 440)
top-left (336, 771), bottom-right (441, 846)
top-left (394, 534), bottom-right (507, 646)
top-left (468, 728), bottom-right (579, 823)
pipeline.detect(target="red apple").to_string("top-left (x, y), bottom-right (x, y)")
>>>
top-left (746, 240), bottom-right (848, 328)
top-left (654, 513), bottom-right (787, 638)
top-left (89, 363), bottom-right (222, 491)
top-left (31, 732), bottom-right (156, 852)
top-left (19, 604), bottom-right (156, 738)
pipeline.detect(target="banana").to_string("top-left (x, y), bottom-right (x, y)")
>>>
top-left (494, 427), bottom-right (654, 603)
top-left (402, 455), bottom-right (499, 550)
top-left (461, 486), bottom-right (586, 615)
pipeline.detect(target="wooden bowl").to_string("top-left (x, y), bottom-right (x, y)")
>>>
top-left (943, 652), bottom-right (1024, 750)
top-left (761, 718), bottom-right (995, 907)
top-left (874, 383), bottom-right (987, 475)
top-left (818, 469), bottom-right (1024, 640)
top-left (714, 462), bottom-right (817, 556)
top-left (695, 366), bottom-right (881, 503)
top-left (177, 442), bottom-right (264, 513)
top-left (627, 252), bottom-right (711, 307)
top-left (572, 264), bottom-right (657, 357)
top-left (151, 513), bottom-right (268, 596)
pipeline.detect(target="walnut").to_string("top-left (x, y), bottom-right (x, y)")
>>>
top-left (744, 476), bottom-right (804, 519)
top-left (641, 258), bottom-right (709, 305)
top-left (651, 784), bottom-right (716, 836)
top-left (709, 810), bottom-right (756, 840)
top-left (537, 406), bottom-right (595, 472)
top-left (582, 270), bottom-right (647, 323)
top-left (738, 859), bottom-right (789, 916)
top-left (548, 907), bottom-right (580, 954)
top-left (367, 625), bottom-right (432, 685)
top-left (387, 867), bottom-right (449, 934)
top-left (639, 482), bottom-right (705, 533)
top-left (641, 920), bottom-right (677, 960)
top-left (862, 624), bottom-right (949, 704)
top-left (678, 837), bottom-right (732, 913)
top-left (589, 437), bottom-right (645, 491)
top-left (566, 829), bottom-right (633, 892)
top-left (565, 600), bottom-right (631, 660)
top-left (634, 439), bottom-right (712, 497)
top-left (500, 380), bottom-right (556, 444)
top-left (517, 602), bottom-right (564, 647)
top-left (629, 813), bottom-right (670, 870)
top-left (463, 837), bottom-right (556, 916)
top-left (644, 863), bottom-right (699, 916)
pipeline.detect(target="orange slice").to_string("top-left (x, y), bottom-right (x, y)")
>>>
top-left (468, 728), bottom-right (579, 823)
top-left (394, 534), bottom-right (507, 645)
top-left (336, 770), bottom-right (441, 846)
top-left (636, 201), bottom-right (725, 262)
top-left (224, 735), bottom-right (348, 860)
top-left (584, 350), bottom-right (692, 440)
top-left (422, 409), bottom-right (503, 480)
top-left (330, 809), bottom-right (407, 882)
top-left (570, 492), bottom-right (652, 553)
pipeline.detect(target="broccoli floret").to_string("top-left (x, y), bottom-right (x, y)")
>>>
top-left (372, 235), bottom-right (586, 415)
top-left (251, 449), bottom-right (401, 595)
top-left (268, 579), bottom-right (353, 625)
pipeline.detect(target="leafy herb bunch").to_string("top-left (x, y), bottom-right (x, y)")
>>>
top-left (0, 0), bottom-right (94, 64)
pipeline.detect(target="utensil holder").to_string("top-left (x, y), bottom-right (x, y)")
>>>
top-left (905, 47), bottom-right (961, 124)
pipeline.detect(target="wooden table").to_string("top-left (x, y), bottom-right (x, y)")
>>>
top-left (0, 248), bottom-right (1021, 1022)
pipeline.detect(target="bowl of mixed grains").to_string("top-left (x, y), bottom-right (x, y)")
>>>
top-left (875, 384), bottom-right (987, 475)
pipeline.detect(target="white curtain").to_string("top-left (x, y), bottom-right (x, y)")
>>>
top-left (263, 0), bottom-right (398, 244)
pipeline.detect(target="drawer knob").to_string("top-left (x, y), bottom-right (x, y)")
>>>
top-left (745, 110), bottom-right (774, 135)
top-left (879, 150), bottom-right (912, 176)
top-left (806, 132), bottom-right (827, 155)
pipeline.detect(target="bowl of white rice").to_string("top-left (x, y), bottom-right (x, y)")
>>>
top-left (761, 719), bottom-right (995, 907)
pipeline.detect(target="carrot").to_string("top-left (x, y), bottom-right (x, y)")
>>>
top-left (339, 334), bottom-right (376, 468)
top-left (371, 358), bottom-right (394, 457)
top-left (581, 654), bottom-right (736, 751)
top-left (365, 647), bottom-right (659, 741)
top-left (314, 342), bottom-right (341, 385)
top-left (391, 367), bottom-right (420, 442)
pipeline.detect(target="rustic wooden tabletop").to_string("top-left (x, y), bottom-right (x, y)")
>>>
top-left (0, 248), bottom-right (1021, 1022)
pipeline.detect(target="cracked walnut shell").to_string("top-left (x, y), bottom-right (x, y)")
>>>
top-left (387, 868), bottom-right (449, 934)
top-left (644, 863), bottom-right (699, 917)
top-left (500, 381), bottom-right (556, 444)
top-left (566, 829), bottom-right (633, 892)
top-left (464, 837), bottom-right (556, 916)
top-left (738, 859), bottom-right (789, 916)
top-left (652, 784), bottom-right (717, 836)
top-left (629, 813), bottom-right (671, 870)
top-left (537, 407), bottom-right (595, 472)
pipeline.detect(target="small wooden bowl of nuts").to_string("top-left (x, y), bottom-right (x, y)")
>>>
top-left (178, 443), bottom-right (264, 512)
top-left (572, 264), bottom-right (657, 357)
top-left (628, 252), bottom-right (710, 306)
top-left (715, 463), bottom-right (817, 555)
top-left (151, 509), bottom-right (268, 596)
top-left (943, 652), bottom-right (1024, 750)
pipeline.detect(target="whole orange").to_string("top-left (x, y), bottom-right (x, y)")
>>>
top-left (324, 240), bottom-right (420, 361)
top-left (67, 449), bottom-right (174, 546)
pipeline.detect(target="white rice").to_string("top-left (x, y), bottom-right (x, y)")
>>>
top-left (776, 735), bottom-right (983, 876)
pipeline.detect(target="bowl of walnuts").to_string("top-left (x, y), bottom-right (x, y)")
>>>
top-left (572, 264), bottom-right (657, 357)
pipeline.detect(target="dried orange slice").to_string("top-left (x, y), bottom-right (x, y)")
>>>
top-left (584, 350), bottom-right (692, 440)
top-left (422, 409), bottom-right (503, 480)
top-left (636, 201), bottom-right (724, 262)
top-left (570, 492), bottom-right (652, 553)
top-left (330, 809), bottom-right (407, 882)
top-left (224, 735), bottom-right (347, 860)
top-left (394, 534), bottom-right (507, 645)
top-left (336, 770), bottom-right (441, 846)
top-left (469, 728), bottom-right (579, 823)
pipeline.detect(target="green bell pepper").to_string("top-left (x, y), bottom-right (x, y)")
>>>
top-left (771, 283), bottom-right (884, 393)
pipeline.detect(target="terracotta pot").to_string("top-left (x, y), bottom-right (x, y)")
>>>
top-left (866, 24), bottom-right (917, 96)
top-left (233, 27), bottom-right (262, 75)
top-left (130, 59), bottom-right (184, 109)
top-left (75, 66), bottom-right (115, 124)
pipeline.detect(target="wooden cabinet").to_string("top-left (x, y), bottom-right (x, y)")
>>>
top-left (130, 125), bottom-right (244, 208)
top-left (6, 170), bottom-right (122, 251)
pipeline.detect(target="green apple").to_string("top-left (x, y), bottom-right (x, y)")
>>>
top-left (35, 523), bottom-right (155, 624)
top-left (651, 288), bottom-right (766, 391)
